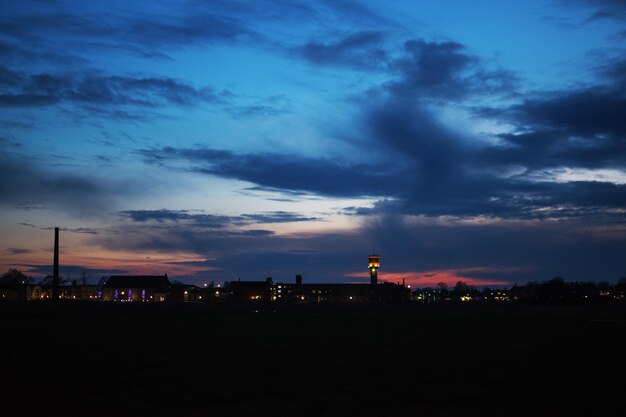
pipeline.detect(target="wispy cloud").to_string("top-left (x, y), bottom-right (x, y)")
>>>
top-left (0, 66), bottom-right (223, 109)
top-left (118, 208), bottom-right (320, 227)
top-left (4, 247), bottom-right (32, 255)
top-left (0, 10), bottom-right (255, 60)
top-left (297, 31), bottom-right (389, 70)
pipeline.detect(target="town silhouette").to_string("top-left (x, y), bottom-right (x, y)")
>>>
top-left (3, 228), bottom-right (624, 304)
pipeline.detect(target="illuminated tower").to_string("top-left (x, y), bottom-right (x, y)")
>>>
top-left (368, 254), bottom-right (380, 286)
top-left (52, 227), bottom-right (59, 300)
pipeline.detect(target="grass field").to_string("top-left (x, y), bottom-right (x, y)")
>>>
top-left (0, 302), bottom-right (624, 416)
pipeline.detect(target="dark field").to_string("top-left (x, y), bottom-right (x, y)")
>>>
top-left (1, 302), bottom-right (624, 417)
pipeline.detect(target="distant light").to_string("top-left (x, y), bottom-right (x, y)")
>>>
top-left (349, 296), bottom-right (353, 300)
top-left (184, 291), bottom-right (188, 295)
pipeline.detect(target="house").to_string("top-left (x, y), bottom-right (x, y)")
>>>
top-left (228, 278), bottom-right (273, 302)
top-left (102, 275), bottom-right (171, 302)
top-left (170, 284), bottom-right (207, 302)
top-left (27, 284), bottom-right (98, 300)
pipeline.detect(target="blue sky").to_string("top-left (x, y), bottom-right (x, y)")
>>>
top-left (1, 0), bottom-right (625, 286)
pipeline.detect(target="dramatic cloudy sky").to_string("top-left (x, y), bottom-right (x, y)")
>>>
top-left (1, 0), bottom-right (625, 286)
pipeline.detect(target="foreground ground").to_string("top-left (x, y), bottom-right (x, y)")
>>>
top-left (0, 302), bottom-right (624, 416)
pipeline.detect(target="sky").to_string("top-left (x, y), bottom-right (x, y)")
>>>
top-left (1, 0), bottom-right (625, 287)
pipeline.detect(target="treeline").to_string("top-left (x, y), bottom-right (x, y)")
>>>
top-left (510, 277), bottom-right (626, 304)
top-left (412, 277), bottom-right (626, 304)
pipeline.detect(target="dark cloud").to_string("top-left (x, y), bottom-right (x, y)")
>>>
top-left (240, 211), bottom-right (320, 223)
top-left (118, 210), bottom-right (233, 229)
top-left (118, 209), bottom-right (320, 227)
top-left (485, 129), bottom-right (626, 171)
top-left (98, 220), bottom-right (283, 262)
top-left (573, 0), bottom-right (626, 21)
top-left (0, 66), bottom-right (221, 110)
top-left (237, 185), bottom-right (318, 202)
top-left (366, 96), bottom-right (626, 219)
top-left (509, 89), bottom-right (626, 138)
top-left (477, 57), bottom-right (626, 173)
top-left (4, 248), bottom-right (31, 255)
top-left (139, 146), bottom-right (411, 198)
top-left (238, 229), bottom-right (275, 237)
top-left (138, 125), bottom-right (626, 221)
top-left (241, 186), bottom-right (315, 197)
top-left (387, 39), bottom-right (517, 100)
top-left (299, 31), bottom-right (388, 70)
top-left (601, 56), bottom-right (626, 88)
top-left (360, 101), bottom-right (524, 217)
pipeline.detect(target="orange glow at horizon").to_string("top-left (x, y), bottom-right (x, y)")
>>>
top-left (1, 248), bottom-right (213, 278)
top-left (345, 267), bottom-right (512, 287)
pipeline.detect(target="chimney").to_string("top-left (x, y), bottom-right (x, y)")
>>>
top-left (52, 227), bottom-right (59, 300)
top-left (296, 275), bottom-right (302, 285)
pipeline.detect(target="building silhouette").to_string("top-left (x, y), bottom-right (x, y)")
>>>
top-left (227, 254), bottom-right (410, 303)
top-left (101, 275), bottom-right (171, 302)
top-left (2, 242), bottom-right (412, 303)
